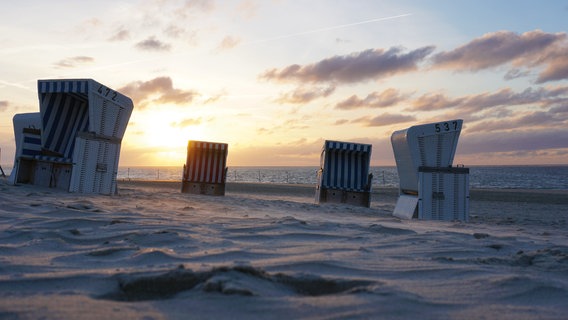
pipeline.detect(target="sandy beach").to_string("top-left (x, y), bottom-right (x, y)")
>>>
top-left (1, 178), bottom-right (567, 319)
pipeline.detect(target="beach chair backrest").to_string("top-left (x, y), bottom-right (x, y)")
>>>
top-left (19, 128), bottom-right (42, 158)
top-left (38, 79), bottom-right (134, 159)
top-left (391, 119), bottom-right (462, 192)
top-left (184, 140), bottom-right (228, 184)
top-left (87, 81), bottom-right (133, 139)
top-left (12, 112), bottom-right (42, 159)
top-left (320, 140), bottom-right (372, 192)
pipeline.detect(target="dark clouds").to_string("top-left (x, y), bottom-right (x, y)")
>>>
top-left (351, 113), bottom-right (416, 127)
top-left (119, 77), bottom-right (199, 108)
top-left (335, 88), bottom-right (408, 110)
top-left (276, 86), bottom-right (336, 104)
top-left (431, 30), bottom-right (568, 84)
top-left (408, 86), bottom-right (568, 114)
top-left (260, 46), bottom-right (435, 84)
top-left (135, 37), bottom-right (172, 51)
top-left (459, 128), bottom-right (568, 154)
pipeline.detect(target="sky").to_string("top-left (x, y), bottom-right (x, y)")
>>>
top-left (1, 0), bottom-right (568, 167)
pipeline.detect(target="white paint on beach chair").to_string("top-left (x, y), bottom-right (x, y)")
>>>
top-left (391, 119), bottom-right (469, 221)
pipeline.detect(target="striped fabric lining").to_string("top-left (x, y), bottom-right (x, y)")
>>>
top-left (321, 140), bottom-right (372, 192)
top-left (39, 92), bottom-right (89, 158)
top-left (184, 141), bottom-right (228, 184)
top-left (38, 79), bottom-right (90, 94)
top-left (20, 129), bottom-right (42, 158)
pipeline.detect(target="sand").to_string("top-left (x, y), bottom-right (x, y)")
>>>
top-left (0, 178), bottom-right (567, 319)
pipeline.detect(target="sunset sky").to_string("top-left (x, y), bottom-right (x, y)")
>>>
top-left (1, 0), bottom-right (567, 167)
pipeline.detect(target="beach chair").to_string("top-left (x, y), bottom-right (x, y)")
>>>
top-left (315, 140), bottom-right (373, 207)
top-left (0, 148), bottom-right (5, 178)
top-left (10, 79), bottom-right (133, 194)
top-left (181, 140), bottom-right (229, 196)
top-left (9, 113), bottom-right (42, 184)
top-left (391, 119), bottom-right (469, 221)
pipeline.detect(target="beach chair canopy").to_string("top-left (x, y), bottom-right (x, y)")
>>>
top-left (391, 119), bottom-right (462, 193)
top-left (183, 140), bottom-right (228, 184)
top-left (37, 79), bottom-right (133, 161)
top-left (319, 140), bottom-right (372, 192)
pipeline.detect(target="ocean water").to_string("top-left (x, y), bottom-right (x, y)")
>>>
top-left (114, 165), bottom-right (568, 190)
top-left (2, 165), bottom-right (566, 189)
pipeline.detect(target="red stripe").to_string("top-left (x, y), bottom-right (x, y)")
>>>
top-left (185, 141), bottom-right (228, 183)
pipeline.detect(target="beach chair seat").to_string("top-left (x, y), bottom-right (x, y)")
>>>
top-left (391, 119), bottom-right (469, 221)
top-left (315, 140), bottom-right (373, 207)
top-left (181, 140), bottom-right (229, 196)
top-left (10, 79), bottom-right (133, 194)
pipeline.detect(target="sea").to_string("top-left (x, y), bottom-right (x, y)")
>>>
top-left (2, 165), bottom-right (567, 189)
top-left (118, 165), bottom-right (567, 189)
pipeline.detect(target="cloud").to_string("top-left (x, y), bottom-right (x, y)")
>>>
top-left (432, 30), bottom-right (568, 83)
top-left (535, 49), bottom-right (568, 83)
top-left (260, 46), bottom-right (435, 84)
top-left (352, 113), bottom-right (416, 127)
top-left (275, 85), bottom-right (336, 104)
top-left (53, 56), bottom-right (95, 68)
top-left (460, 128), bottom-right (568, 154)
top-left (406, 86), bottom-right (568, 114)
top-left (237, 0), bottom-right (259, 19)
top-left (135, 36), bottom-right (172, 51)
top-left (466, 109), bottom-right (567, 133)
top-left (0, 100), bottom-right (8, 112)
top-left (409, 92), bottom-right (463, 111)
top-left (118, 76), bottom-right (200, 108)
top-left (108, 27), bottom-right (130, 41)
top-left (181, 0), bottom-right (216, 13)
top-left (335, 88), bottom-right (408, 110)
top-left (216, 35), bottom-right (241, 51)
top-left (171, 117), bottom-right (202, 128)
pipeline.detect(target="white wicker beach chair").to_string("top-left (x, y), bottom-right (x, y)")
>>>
top-left (391, 119), bottom-right (469, 221)
top-left (315, 140), bottom-right (373, 207)
top-left (10, 79), bottom-right (133, 194)
top-left (181, 140), bottom-right (229, 196)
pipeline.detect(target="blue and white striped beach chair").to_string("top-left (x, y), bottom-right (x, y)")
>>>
top-left (315, 140), bottom-right (373, 207)
top-left (182, 140), bottom-right (229, 196)
top-left (10, 79), bottom-right (133, 194)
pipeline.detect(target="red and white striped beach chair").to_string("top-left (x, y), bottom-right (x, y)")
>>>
top-left (181, 140), bottom-right (229, 196)
top-left (315, 140), bottom-right (373, 207)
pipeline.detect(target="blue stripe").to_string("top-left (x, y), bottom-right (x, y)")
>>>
top-left (40, 91), bottom-right (89, 158)
top-left (39, 80), bottom-right (89, 94)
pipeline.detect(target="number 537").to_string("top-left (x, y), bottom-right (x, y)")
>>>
top-left (435, 121), bottom-right (458, 133)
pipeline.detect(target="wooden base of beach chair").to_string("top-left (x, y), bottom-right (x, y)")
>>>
top-left (316, 187), bottom-right (371, 208)
top-left (181, 181), bottom-right (226, 196)
top-left (15, 159), bottom-right (72, 190)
